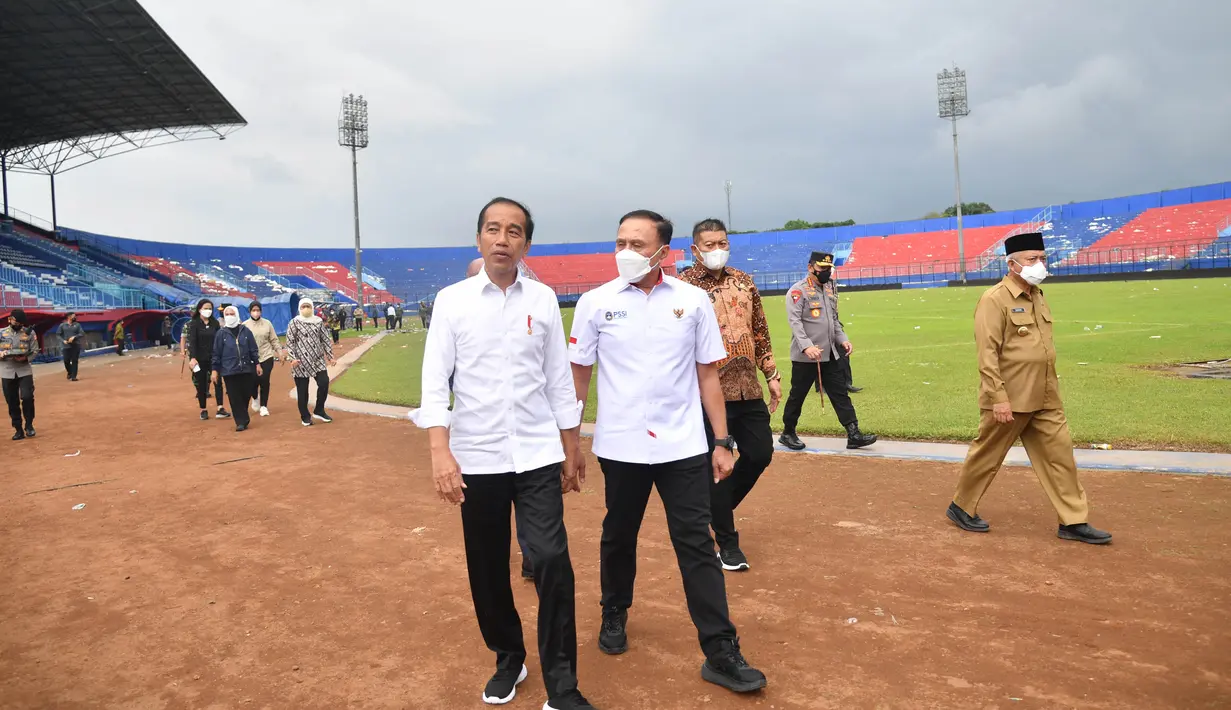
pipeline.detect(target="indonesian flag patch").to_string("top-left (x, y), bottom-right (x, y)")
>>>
top-left (790, 290), bottom-right (802, 304)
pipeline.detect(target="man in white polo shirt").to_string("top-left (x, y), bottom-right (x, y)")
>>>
top-left (569, 210), bottom-right (767, 694)
top-left (419, 197), bottom-right (596, 710)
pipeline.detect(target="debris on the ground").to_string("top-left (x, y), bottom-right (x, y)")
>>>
top-left (129, 490), bottom-right (137, 494)
top-left (1091, 444), bottom-right (1112, 450)
top-left (1150, 335), bottom-right (1162, 339)
top-left (65, 450), bottom-right (81, 457)
top-left (914, 326), bottom-right (921, 330)
top-left (72, 503), bottom-right (86, 511)
top-left (846, 617), bottom-right (858, 624)
top-left (1095, 324), bottom-right (1103, 330)
top-left (411, 526), bottom-right (427, 534)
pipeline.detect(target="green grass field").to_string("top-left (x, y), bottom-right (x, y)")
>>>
top-left (332, 277), bottom-right (1231, 450)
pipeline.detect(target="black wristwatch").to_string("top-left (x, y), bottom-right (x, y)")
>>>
top-left (713, 436), bottom-right (735, 451)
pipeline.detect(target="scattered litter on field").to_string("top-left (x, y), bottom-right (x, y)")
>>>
top-left (845, 617), bottom-right (858, 625)
top-left (922, 382), bottom-right (931, 385)
top-left (64, 450), bottom-right (81, 457)
top-left (1077, 362), bottom-right (1089, 366)
top-left (129, 490), bottom-right (137, 494)
top-left (1083, 326), bottom-right (1091, 331)
top-left (1153, 287), bottom-right (1160, 291)
top-left (1095, 324), bottom-right (1103, 330)
top-left (411, 526), bottom-right (427, 534)
top-left (914, 326), bottom-right (921, 330)
top-left (1090, 444), bottom-right (1112, 450)
top-left (872, 607), bottom-right (885, 617)
top-left (72, 503), bottom-right (86, 511)
top-left (1150, 335), bottom-right (1162, 339)
top-left (1010, 699), bottom-right (1022, 702)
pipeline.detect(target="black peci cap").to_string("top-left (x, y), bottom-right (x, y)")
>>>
top-left (1004, 232), bottom-right (1045, 255)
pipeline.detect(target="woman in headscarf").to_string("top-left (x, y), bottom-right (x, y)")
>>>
top-left (285, 298), bottom-right (336, 426)
top-left (185, 298), bottom-right (230, 421)
top-left (243, 301), bottom-right (280, 417)
top-left (212, 305), bottom-right (261, 432)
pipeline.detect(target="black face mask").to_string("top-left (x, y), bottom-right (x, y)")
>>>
top-left (812, 269), bottom-right (832, 284)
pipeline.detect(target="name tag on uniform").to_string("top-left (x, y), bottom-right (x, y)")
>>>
top-left (1011, 307), bottom-right (1025, 313)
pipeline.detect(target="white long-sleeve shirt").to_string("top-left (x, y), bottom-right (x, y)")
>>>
top-left (416, 269), bottom-right (582, 475)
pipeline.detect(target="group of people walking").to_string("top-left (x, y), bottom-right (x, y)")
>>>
top-left (183, 297), bottom-right (336, 430)
top-left (416, 197), bottom-right (1114, 709)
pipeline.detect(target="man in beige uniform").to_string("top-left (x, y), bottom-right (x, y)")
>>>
top-left (946, 232), bottom-right (1112, 545)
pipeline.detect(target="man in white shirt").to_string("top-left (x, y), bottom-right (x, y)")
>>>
top-left (418, 197), bottom-right (596, 710)
top-left (569, 210), bottom-right (767, 695)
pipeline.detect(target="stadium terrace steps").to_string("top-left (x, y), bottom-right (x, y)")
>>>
top-left (844, 225), bottom-right (1023, 276)
top-left (1077, 198), bottom-right (1231, 260)
top-left (523, 250), bottom-right (686, 291)
top-left (255, 261), bottom-right (400, 304)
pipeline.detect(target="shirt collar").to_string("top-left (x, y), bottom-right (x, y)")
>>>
top-left (620, 269), bottom-right (668, 293)
top-left (1002, 274), bottom-right (1028, 299)
top-left (477, 266), bottom-right (521, 293)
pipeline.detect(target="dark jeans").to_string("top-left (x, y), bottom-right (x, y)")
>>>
top-left (252, 358), bottom-right (275, 407)
top-left (63, 344), bottom-right (81, 379)
top-left (782, 357), bottom-right (857, 433)
top-left (330, 329), bottom-right (340, 344)
top-left (598, 455), bottom-right (737, 657)
top-left (223, 373), bottom-right (254, 426)
top-left (703, 398), bottom-right (774, 550)
top-left (3, 375), bottom-right (35, 430)
top-left (355, 320), bottom-right (363, 331)
top-left (461, 464), bottom-right (578, 700)
top-left (386, 316), bottom-right (394, 330)
top-left (295, 371), bottom-right (330, 419)
top-left (115, 340), bottom-right (125, 355)
top-left (193, 368), bottom-right (225, 410)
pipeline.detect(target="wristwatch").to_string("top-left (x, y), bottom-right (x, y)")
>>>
top-left (713, 436), bottom-right (735, 451)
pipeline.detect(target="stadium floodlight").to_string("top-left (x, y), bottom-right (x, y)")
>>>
top-left (938, 65), bottom-right (971, 284)
top-left (724, 180), bottom-right (733, 231)
top-left (339, 93), bottom-right (369, 308)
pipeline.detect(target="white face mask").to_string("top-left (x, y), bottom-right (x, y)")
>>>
top-left (1012, 259), bottom-right (1049, 286)
top-left (698, 248), bottom-right (729, 271)
top-left (615, 246), bottom-right (665, 284)
top-left (250, 312), bottom-right (261, 321)
top-left (200, 309), bottom-right (213, 319)
top-left (223, 314), bottom-right (240, 328)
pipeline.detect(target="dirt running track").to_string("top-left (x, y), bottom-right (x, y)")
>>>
top-left (1, 345), bottom-right (1229, 710)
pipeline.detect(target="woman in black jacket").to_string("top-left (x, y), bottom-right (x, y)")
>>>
top-left (211, 305), bottom-right (262, 432)
top-left (185, 298), bottom-right (230, 421)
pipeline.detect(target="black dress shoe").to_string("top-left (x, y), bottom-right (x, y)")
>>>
top-left (521, 559), bottom-right (534, 581)
top-left (12, 430), bottom-right (25, 441)
top-left (778, 432), bottom-right (806, 450)
top-left (1058, 523), bottom-right (1112, 545)
top-left (701, 637), bottom-right (767, 693)
top-left (946, 502), bottom-right (990, 532)
top-left (24, 426), bottom-right (35, 438)
top-left (847, 385), bottom-right (863, 393)
top-left (844, 421), bottom-right (877, 449)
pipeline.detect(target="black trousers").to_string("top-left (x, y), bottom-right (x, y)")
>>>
top-left (782, 357), bottom-right (858, 433)
top-left (63, 345), bottom-right (81, 379)
top-left (703, 398), bottom-right (774, 550)
top-left (598, 455), bottom-right (737, 657)
top-left (3, 375), bottom-right (35, 430)
top-left (355, 319), bottom-right (363, 331)
top-left (252, 358), bottom-right (274, 407)
top-left (115, 340), bottom-right (125, 355)
top-left (841, 355), bottom-right (854, 387)
top-left (461, 463), bottom-right (578, 700)
top-left (386, 316), bottom-right (394, 329)
top-left (295, 371), bottom-right (330, 419)
top-left (193, 368), bottom-right (225, 410)
top-left (223, 373), bottom-right (253, 426)
top-left (330, 328), bottom-right (340, 344)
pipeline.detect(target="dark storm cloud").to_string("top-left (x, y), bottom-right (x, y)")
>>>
top-left (7, 1), bottom-right (1229, 247)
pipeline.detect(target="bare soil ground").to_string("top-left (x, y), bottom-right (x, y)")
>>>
top-left (2, 347), bottom-right (1229, 709)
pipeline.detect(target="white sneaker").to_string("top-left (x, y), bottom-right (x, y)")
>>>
top-left (251, 399), bottom-right (260, 412)
top-left (259, 406), bottom-right (270, 417)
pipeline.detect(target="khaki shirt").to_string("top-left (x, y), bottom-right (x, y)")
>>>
top-left (786, 275), bottom-right (846, 363)
top-left (974, 275), bottom-right (1063, 412)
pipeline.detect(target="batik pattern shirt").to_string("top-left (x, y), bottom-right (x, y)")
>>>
top-left (679, 265), bottom-right (778, 401)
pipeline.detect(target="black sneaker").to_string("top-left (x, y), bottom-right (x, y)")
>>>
top-left (301, 417), bottom-right (313, 427)
top-left (701, 637), bottom-right (767, 693)
top-left (312, 411), bottom-right (333, 423)
top-left (544, 689), bottom-right (597, 709)
top-left (946, 502), bottom-right (990, 533)
top-left (200, 410), bottom-right (209, 421)
top-left (1058, 523), bottom-right (1113, 545)
top-left (481, 663), bottom-right (527, 705)
top-left (24, 426), bottom-right (35, 438)
top-left (236, 424), bottom-right (248, 432)
top-left (718, 546), bottom-right (750, 572)
top-left (597, 607), bottom-right (628, 655)
top-left (216, 408), bottom-right (232, 420)
top-left (778, 432), bottom-right (805, 451)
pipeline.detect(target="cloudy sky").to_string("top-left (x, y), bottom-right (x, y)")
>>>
top-left (8, 0), bottom-right (1231, 248)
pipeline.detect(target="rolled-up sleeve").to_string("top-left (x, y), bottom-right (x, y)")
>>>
top-left (417, 291), bottom-right (455, 429)
top-left (568, 292), bottom-right (599, 366)
top-left (543, 298), bottom-right (583, 429)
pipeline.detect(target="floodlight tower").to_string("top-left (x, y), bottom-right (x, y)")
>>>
top-left (724, 180), bottom-right (733, 231)
top-left (937, 65), bottom-right (970, 284)
top-left (338, 94), bottom-right (369, 307)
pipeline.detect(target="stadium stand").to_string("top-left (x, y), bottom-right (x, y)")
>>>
top-left (1072, 198), bottom-right (1231, 261)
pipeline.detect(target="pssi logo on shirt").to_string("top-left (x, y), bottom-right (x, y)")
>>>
top-left (604, 310), bottom-right (628, 321)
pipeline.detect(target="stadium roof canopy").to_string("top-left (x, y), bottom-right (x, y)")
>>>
top-left (0, 0), bottom-right (246, 174)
